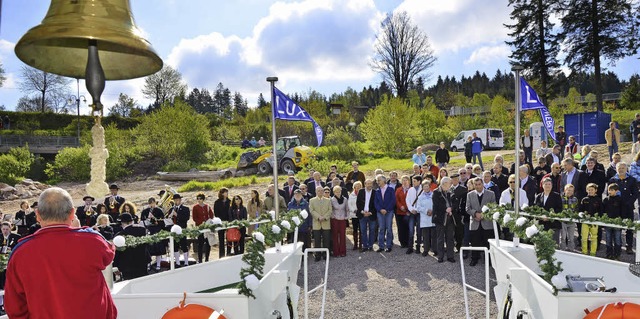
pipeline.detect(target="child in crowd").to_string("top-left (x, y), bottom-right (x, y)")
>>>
top-left (579, 183), bottom-right (602, 256)
top-left (602, 183), bottom-right (623, 259)
top-left (560, 184), bottom-right (578, 251)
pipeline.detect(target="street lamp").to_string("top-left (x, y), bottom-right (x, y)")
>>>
top-left (68, 79), bottom-right (87, 143)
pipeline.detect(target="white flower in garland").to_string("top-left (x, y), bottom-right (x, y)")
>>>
top-left (539, 259), bottom-right (548, 265)
top-left (578, 212), bottom-right (585, 218)
top-left (113, 235), bottom-right (126, 248)
top-left (515, 217), bottom-right (527, 227)
top-left (499, 202), bottom-right (506, 207)
top-left (170, 225), bottom-right (182, 235)
top-left (292, 216), bottom-right (301, 226)
top-left (525, 225), bottom-right (539, 238)
top-left (503, 214), bottom-right (512, 224)
top-left (281, 220), bottom-right (291, 230)
top-left (211, 217), bottom-right (222, 225)
top-left (253, 232), bottom-right (265, 244)
top-left (482, 205), bottom-right (490, 213)
top-left (300, 209), bottom-right (309, 219)
top-left (521, 203), bottom-right (529, 209)
top-left (268, 210), bottom-right (276, 220)
top-left (551, 274), bottom-right (568, 289)
top-left (244, 274), bottom-right (260, 290)
top-left (272, 225), bottom-right (281, 234)
top-left (493, 212), bottom-right (501, 221)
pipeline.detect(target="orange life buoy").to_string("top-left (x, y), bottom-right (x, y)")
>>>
top-left (161, 293), bottom-right (227, 319)
top-left (583, 302), bottom-right (640, 319)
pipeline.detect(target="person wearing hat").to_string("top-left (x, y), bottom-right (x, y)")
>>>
top-left (104, 184), bottom-right (125, 222)
top-left (27, 202), bottom-right (40, 235)
top-left (113, 213), bottom-right (150, 280)
top-left (167, 194), bottom-right (191, 267)
top-left (76, 196), bottom-right (97, 227)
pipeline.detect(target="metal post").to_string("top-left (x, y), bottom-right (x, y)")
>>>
top-left (169, 236), bottom-right (175, 270)
top-left (512, 65), bottom-right (523, 214)
top-left (76, 79), bottom-right (81, 142)
top-left (267, 76), bottom-right (279, 219)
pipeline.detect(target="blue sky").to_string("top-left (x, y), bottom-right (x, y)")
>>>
top-left (1, 0), bottom-right (638, 114)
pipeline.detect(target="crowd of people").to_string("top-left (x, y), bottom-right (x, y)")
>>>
top-left (2, 124), bottom-right (640, 316)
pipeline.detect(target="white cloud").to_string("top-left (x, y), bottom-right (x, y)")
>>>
top-left (165, 0), bottom-right (381, 105)
top-left (397, 0), bottom-right (511, 54)
top-left (464, 44), bottom-right (511, 65)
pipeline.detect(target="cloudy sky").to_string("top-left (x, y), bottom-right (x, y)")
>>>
top-left (1, 0), bottom-right (638, 113)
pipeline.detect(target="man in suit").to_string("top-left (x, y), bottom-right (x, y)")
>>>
top-left (561, 158), bottom-right (587, 200)
top-left (522, 129), bottom-right (534, 165)
top-left (519, 165), bottom-right (538, 205)
top-left (168, 194), bottom-right (191, 267)
top-left (283, 176), bottom-right (299, 205)
top-left (374, 174), bottom-right (396, 252)
top-left (491, 163), bottom-right (509, 195)
top-left (306, 171), bottom-right (325, 198)
top-left (113, 213), bottom-right (150, 280)
top-left (104, 184), bottom-right (125, 222)
top-left (309, 187), bottom-right (332, 261)
top-left (449, 174), bottom-right (468, 255)
top-left (357, 179), bottom-right (377, 252)
top-left (0, 222), bottom-right (20, 253)
top-left (345, 161), bottom-right (366, 192)
top-left (466, 177), bottom-right (496, 266)
top-left (545, 144), bottom-right (563, 167)
top-left (76, 196), bottom-right (97, 227)
top-left (609, 162), bottom-right (638, 254)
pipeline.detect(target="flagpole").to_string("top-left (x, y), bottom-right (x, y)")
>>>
top-left (512, 65), bottom-right (523, 215)
top-left (267, 76), bottom-right (280, 219)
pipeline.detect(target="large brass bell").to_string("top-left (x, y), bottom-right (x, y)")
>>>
top-left (14, 0), bottom-right (162, 80)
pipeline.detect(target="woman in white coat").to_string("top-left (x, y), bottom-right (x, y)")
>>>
top-left (416, 180), bottom-right (435, 257)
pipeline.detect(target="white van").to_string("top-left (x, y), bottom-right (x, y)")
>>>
top-left (449, 128), bottom-right (504, 152)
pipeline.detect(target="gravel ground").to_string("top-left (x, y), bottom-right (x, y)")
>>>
top-left (296, 228), bottom-right (499, 319)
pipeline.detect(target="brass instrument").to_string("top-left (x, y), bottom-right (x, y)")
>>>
top-left (158, 185), bottom-right (178, 215)
top-left (109, 196), bottom-right (116, 210)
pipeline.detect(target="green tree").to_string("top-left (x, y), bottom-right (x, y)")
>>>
top-left (621, 74), bottom-right (640, 110)
top-left (109, 93), bottom-right (139, 117)
top-left (134, 101), bottom-right (211, 165)
top-left (359, 97), bottom-right (419, 154)
top-left (558, 0), bottom-right (639, 111)
top-left (371, 11), bottom-right (437, 99)
top-left (257, 93), bottom-right (268, 108)
top-left (0, 145), bottom-right (35, 184)
top-left (141, 64), bottom-right (187, 109)
top-left (233, 91), bottom-right (248, 117)
top-left (506, 0), bottom-right (561, 104)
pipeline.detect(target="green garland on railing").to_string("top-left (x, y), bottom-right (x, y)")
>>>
top-left (112, 209), bottom-right (306, 298)
top-left (484, 203), bottom-right (640, 294)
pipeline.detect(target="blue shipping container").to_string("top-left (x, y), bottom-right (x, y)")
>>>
top-left (563, 111), bottom-right (612, 146)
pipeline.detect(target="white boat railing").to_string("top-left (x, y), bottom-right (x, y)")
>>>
top-left (303, 248), bottom-right (329, 319)
top-left (501, 210), bottom-right (640, 263)
top-left (460, 246), bottom-right (491, 319)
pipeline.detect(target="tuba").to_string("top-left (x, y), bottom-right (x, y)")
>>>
top-left (158, 185), bottom-right (177, 214)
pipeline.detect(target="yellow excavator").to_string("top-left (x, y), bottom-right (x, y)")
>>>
top-left (237, 136), bottom-right (314, 175)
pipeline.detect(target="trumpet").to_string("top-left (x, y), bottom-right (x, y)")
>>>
top-left (109, 196), bottom-right (116, 210)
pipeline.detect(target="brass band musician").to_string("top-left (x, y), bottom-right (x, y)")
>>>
top-left (76, 196), bottom-right (97, 227)
top-left (104, 184), bottom-right (125, 222)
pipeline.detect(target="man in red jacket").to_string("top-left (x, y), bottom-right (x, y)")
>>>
top-left (5, 187), bottom-right (117, 319)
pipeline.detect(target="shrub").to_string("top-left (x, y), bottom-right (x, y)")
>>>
top-left (45, 146), bottom-right (91, 183)
top-left (0, 145), bottom-right (35, 184)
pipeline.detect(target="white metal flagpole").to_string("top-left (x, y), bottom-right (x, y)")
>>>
top-left (267, 76), bottom-right (280, 219)
top-left (512, 65), bottom-right (523, 215)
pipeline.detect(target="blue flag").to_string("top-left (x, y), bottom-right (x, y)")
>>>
top-left (273, 87), bottom-right (323, 146)
top-left (520, 78), bottom-right (556, 141)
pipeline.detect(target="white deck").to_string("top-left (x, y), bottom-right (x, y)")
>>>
top-left (112, 242), bottom-right (303, 319)
top-left (490, 239), bottom-right (640, 319)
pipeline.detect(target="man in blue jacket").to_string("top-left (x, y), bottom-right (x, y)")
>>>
top-left (374, 174), bottom-right (396, 252)
top-left (471, 132), bottom-right (484, 170)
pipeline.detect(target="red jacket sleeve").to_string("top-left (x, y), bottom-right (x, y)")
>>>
top-left (4, 257), bottom-right (28, 319)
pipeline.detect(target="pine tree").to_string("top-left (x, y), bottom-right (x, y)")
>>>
top-left (505, 0), bottom-right (560, 105)
top-left (558, 0), bottom-right (639, 111)
top-left (257, 93), bottom-right (267, 108)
